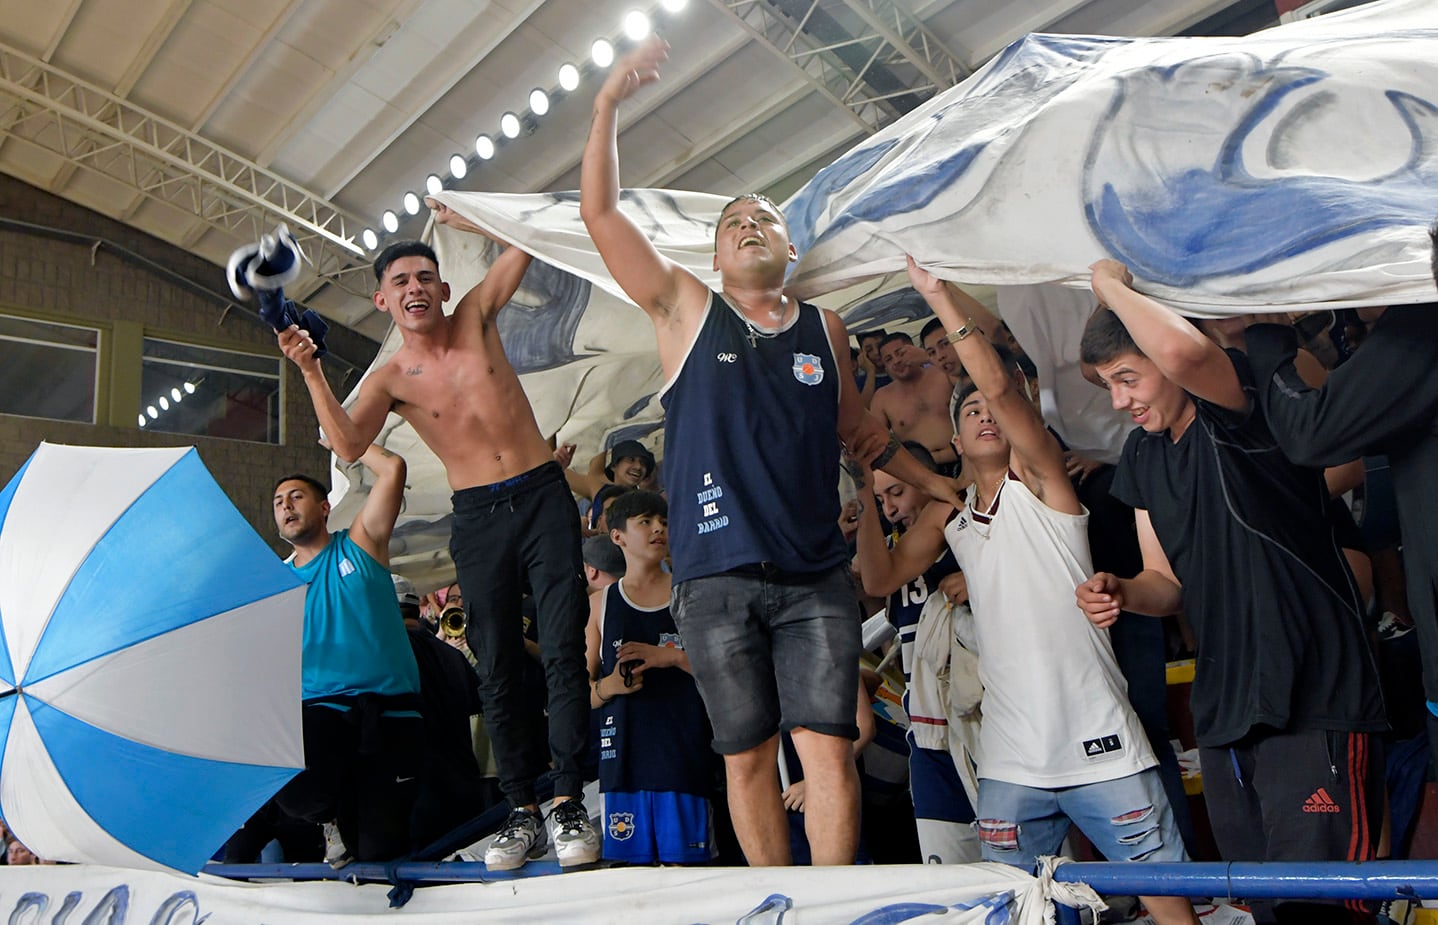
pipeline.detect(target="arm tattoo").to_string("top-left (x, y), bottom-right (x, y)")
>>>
top-left (872, 432), bottom-right (902, 470)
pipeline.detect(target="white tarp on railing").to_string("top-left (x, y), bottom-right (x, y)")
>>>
top-left (0, 861), bottom-right (1062, 924)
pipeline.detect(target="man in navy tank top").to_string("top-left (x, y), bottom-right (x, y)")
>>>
top-left (581, 36), bottom-right (960, 866)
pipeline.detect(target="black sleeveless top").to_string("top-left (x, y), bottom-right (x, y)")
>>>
top-left (660, 291), bottom-right (846, 583)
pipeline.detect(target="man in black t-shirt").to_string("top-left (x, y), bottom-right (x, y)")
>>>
top-left (1075, 261), bottom-right (1385, 924)
top-left (1247, 291), bottom-right (1438, 770)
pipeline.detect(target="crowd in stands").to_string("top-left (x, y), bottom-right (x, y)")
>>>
top-left (183, 37), bottom-right (1438, 925)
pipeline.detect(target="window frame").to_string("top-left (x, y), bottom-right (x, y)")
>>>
top-left (0, 311), bottom-right (104, 426)
top-left (139, 335), bottom-right (285, 445)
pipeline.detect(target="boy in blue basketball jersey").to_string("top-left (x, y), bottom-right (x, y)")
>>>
top-left (585, 491), bottom-right (717, 864)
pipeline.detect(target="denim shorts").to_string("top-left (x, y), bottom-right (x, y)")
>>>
top-left (671, 563), bottom-right (861, 754)
top-left (976, 768), bottom-right (1187, 872)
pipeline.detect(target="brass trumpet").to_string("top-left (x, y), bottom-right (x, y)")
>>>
top-left (440, 604), bottom-right (467, 638)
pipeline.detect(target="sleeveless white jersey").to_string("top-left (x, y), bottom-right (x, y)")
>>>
top-left (944, 473), bottom-right (1154, 788)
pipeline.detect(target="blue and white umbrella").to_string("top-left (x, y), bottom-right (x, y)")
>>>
top-left (0, 442), bottom-right (306, 873)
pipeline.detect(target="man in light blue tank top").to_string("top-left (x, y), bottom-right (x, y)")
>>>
top-left (581, 37), bottom-right (962, 867)
top-left (269, 444), bottom-right (422, 866)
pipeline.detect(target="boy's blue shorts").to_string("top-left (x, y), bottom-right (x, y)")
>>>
top-left (601, 790), bottom-right (714, 864)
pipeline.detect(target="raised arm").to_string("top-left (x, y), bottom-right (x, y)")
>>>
top-left (907, 258), bottom-right (1076, 512)
top-left (855, 348), bottom-right (878, 408)
top-left (1246, 306), bottom-right (1438, 466)
top-left (278, 327), bottom-right (391, 461)
top-left (938, 279), bottom-right (1005, 350)
top-left (425, 200), bottom-right (533, 325)
top-left (455, 243), bottom-right (532, 325)
top-left (580, 36), bottom-right (708, 323)
top-left (564, 450), bottom-right (611, 501)
top-left (347, 444), bottom-right (407, 567)
top-left (1089, 260), bottom-right (1247, 412)
top-left (826, 311), bottom-right (962, 509)
top-left (850, 459), bottom-right (950, 597)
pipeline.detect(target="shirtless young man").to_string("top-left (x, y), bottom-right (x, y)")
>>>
top-left (580, 36), bottom-right (958, 867)
top-left (276, 237), bottom-right (600, 871)
top-left (870, 333), bottom-right (961, 471)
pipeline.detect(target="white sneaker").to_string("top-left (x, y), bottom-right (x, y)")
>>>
top-left (321, 821), bottom-right (352, 869)
top-left (549, 799), bottom-right (600, 868)
top-left (1377, 611), bottom-right (1415, 641)
top-left (484, 808), bottom-right (547, 871)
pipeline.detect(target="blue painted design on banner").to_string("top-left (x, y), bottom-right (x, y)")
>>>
top-left (0, 452), bottom-right (33, 688)
top-left (786, 141), bottom-right (900, 255)
top-left (25, 450), bottom-right (302, 685)
top-left (737, 893), bottom-right (793, 923)
top-left (847, 901), bottom-right (949, 924)
top-left (1087, 56), bottom-right (1438, 285)
top-left (803, 143), bottom-right (987, 255)
top-left (842, 289), bottom-right (932, 333)
top-left (787, 29), bottom-right (1124, 265)
top-left (27, 699), bottom-right (299, 872)
top-left (604, 421), bottom-right (664, 450)
top-left (498, 188), bottom-right (714, 373)
top-left (496, 261), bottom-right (592, 374)
top-left (623, 392), bottom-right (657, 421)
top-left (7, 886), bottom-right (130, 924)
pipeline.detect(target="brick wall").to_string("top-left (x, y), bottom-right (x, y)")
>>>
top-left (0, 173), bottom-right (374, 552)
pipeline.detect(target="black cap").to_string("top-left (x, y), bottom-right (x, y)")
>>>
top-left (582, 534), bottom-right (627, 577)
top-left (604, 440), bottom-right (656, 482)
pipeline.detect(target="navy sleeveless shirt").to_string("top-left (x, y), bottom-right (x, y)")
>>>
top-left (660, 291), bottom-right (846, 583)
top-left (596, 581), bottom-right (715, 796)
top-left (889, 544), bottom-right (960, 684)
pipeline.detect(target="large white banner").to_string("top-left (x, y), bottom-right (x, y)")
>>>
top-left (330, 0), bottom-right (1438, 584)
top-left (785, 0), bottom-right (1438, 312)
top-left (0, 861), bottom-right (1068, 924)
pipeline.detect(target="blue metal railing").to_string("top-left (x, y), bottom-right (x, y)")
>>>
top-left (204, 858), bottom-right (564, 882)
top-left (1051, 860), bottom-right (1438, 924)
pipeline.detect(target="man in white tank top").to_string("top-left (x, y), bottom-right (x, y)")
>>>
top-left (908, 259), bottom-right (1198, 925)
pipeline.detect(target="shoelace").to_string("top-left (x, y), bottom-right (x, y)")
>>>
top-left (496, 810), bottom-right (535, 840)
top-left (550, 802), bottom-right (587, 833)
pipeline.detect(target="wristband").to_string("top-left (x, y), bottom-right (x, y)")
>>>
top-left (594, 679), bottom-right (613, 704)
top-left (944, 318), bottom-right (979, 343)
top-left (873, 432), bottom-right (902, 469)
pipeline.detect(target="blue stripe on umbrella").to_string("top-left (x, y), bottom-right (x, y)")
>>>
top-left (25, 450), bottom-right (302, 686)
top-left (28, 699), bottom-right (300, 873)
top-left (0, 695), bottom-right (14, 825)
top-left (0, 454), bottom-right (33, 688)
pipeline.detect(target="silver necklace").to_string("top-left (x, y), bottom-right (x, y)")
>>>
top-left (969, 476), bottom-right (1006, 541)
top-left (739, 297), bottom-right (790, 348)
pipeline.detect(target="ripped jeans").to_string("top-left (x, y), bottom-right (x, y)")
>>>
top-left (975, 768), bottom-right (1188, 872)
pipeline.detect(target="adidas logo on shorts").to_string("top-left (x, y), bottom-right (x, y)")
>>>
top-left (1302, 787), bottom-right (1342, 813)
